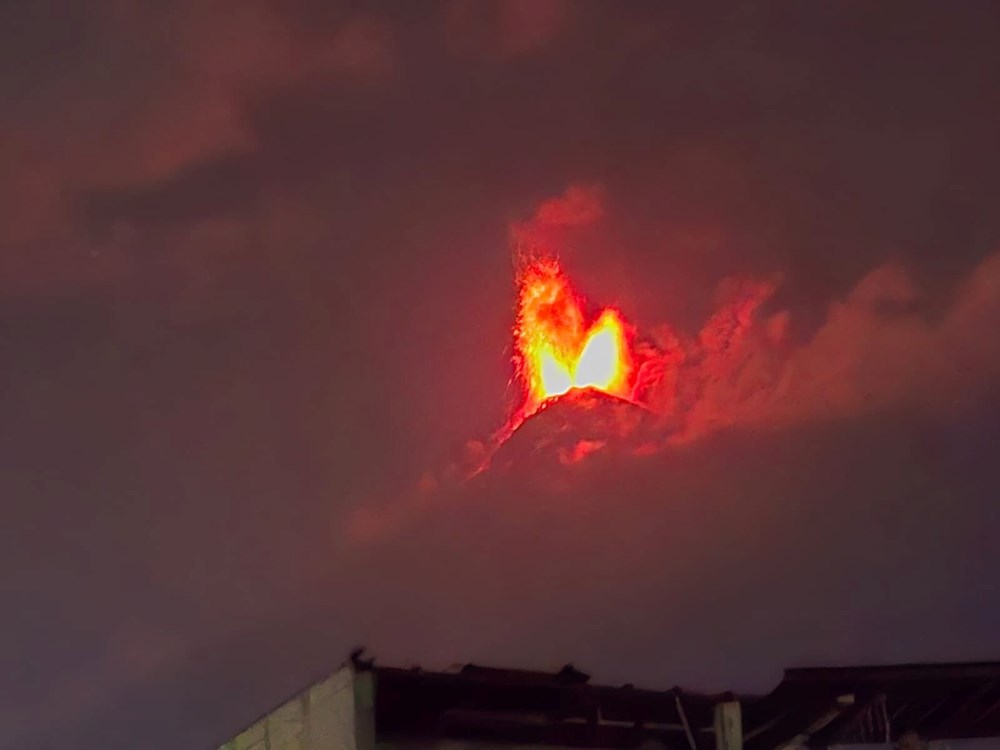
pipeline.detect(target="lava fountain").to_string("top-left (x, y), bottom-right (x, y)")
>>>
top-left (513, 257), bottom-right (636, 419)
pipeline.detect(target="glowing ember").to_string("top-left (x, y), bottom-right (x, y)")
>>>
top-left (514, 257), bottom-right (634, 415)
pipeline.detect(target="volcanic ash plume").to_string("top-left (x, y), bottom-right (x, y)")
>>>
top-left (348, 184), bottom-right (1000, 541)
top-left (397, 183), bottom-right (784, 490)
top-left (498, 251), bottom-right (779, 463)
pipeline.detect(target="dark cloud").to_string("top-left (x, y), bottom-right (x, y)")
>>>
top-left (3, 3), bottom-right (1000, 749)
top-left (444, 0), bottom-right (572, 59)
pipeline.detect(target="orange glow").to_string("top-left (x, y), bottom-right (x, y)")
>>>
top-left (514, 258), bottom-right (634, 414)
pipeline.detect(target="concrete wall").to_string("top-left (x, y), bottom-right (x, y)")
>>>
top-left (220, 667), bottom-right (363, 750)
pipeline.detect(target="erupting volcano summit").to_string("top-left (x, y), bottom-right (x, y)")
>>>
top-left (514, 257), bottom-right (635, 412)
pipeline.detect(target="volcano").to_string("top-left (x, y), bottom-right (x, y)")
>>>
top-left (349, 243), bottom-right (777, 540)
top-left (491, 388), bottom-right (658, 478)
top-left (493, 251), bottom-right (777, 471)
top-left (481, 252), bottom-right (664, 479)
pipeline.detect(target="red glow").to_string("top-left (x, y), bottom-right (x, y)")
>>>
top-left (514, 258), bottom-right (634, 416)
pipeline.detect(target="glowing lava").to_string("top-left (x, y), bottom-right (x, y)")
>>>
top-left (514, 257), bottom-right (634, 414)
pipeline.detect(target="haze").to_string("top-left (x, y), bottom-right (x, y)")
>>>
top-left (2, 2), bottom-right (999, 748)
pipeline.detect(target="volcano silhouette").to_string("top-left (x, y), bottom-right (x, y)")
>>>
top-left (490, 389), bottom-right (658, 477)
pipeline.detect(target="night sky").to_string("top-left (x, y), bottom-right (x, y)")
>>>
top-left (3, 2), bottom-right (1000, 748)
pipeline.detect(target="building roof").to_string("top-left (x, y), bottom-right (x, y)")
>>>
top-left (744, 661), bottom-right (1000, 748)
top-left (363, 656), bottom-right (1000, 749)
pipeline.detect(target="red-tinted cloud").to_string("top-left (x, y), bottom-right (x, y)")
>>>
top-left (445, 0), bottom-right (571, 59)
top-left (762, 254), bottom-right (1000, 425)
top-left (0, 1), bottom-right (396, 293)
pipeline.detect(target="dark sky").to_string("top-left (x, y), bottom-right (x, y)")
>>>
top-left (3, 1), bottom-right (1000, 748)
